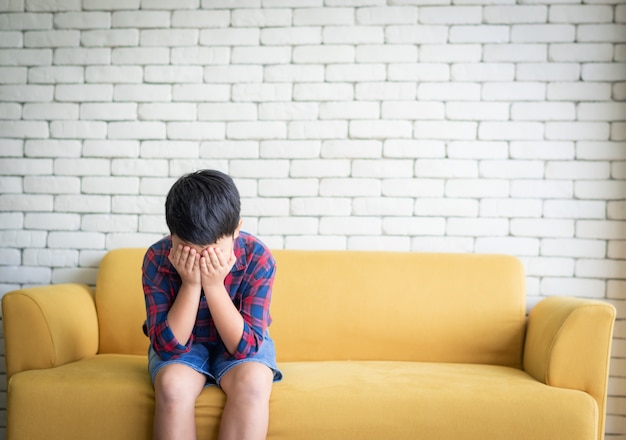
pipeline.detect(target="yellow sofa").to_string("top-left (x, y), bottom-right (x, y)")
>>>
top-left (3, 248), bottom-right (616, 440)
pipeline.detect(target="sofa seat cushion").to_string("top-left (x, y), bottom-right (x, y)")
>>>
top-left (9, 355), bottom-right (596, 440)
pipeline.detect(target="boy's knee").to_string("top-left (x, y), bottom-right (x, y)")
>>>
top-left (154, 364), bottom-right (205, 406)
top-left (220, 363), bottom-right (273, 402)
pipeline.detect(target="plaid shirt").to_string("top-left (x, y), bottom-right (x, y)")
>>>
top-left (143, 231), bottom-right (276, 361)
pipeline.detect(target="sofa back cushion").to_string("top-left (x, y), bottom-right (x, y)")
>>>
top-left (96, 248), bottom-right (526, 368)
top-left (270, 251), bottom-right (526, 368)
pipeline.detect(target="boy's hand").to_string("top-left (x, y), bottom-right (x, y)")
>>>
top-left (168, 244), bottom-right (201, 287)
top-left (199, 246), bottom-right (236, 292)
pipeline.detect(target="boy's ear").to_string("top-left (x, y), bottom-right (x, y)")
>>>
top-left (234, 219), bottom-right (243, 238)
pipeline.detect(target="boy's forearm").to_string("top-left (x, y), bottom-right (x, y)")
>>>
top-left (204, 285), bottom-right (245, 355)
top-left (167, 282), bottom-right (202, 346)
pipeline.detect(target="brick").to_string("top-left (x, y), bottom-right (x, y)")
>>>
top-left (138, 103), bottom-right (196, 121)
top-left (1, 139), bottom-right (23, 158)
top-left (171, 10), bottom-right (229, 28)
top-left (544, 200), bottom-right (606, 219)
top-left (583, 63), bottom-right (626, 81)
top-left (0, 248), bottom-right (21, 265)
top-left (25, 140), bottom-right (81, 157)
top-left (476, 237), bottom-right (539, 256)
top-left (0, 230), bottom-right (48, 247)
top-left (81, 103), bottom-right (137, 121)
top-left (446, 102), bottom-right (509, 120)
top-left (448, 218), bottom-right (509, 237)
top-left (22, 249), bottom-right (79, 268)
top-left (418, 83), bottom-right (480, 101)
top-left (577, 220), bottom-right (626, 240)
top-left (48, 231), bottom-right (105, 249)
top-left (319, 216), bottom-right (381, 235)
top-left (613, 163), bottom-right (626, 179)
top-left (0, 67), bottom-right (27, 83)
top-left (24, 212), bottom-right (80, 231)
top-left (81, 177), bottom-right (138, 195)
top-left (541, 277), bottom-right (605, 298)
top-left (200, 103), bottom-right (257, 121)
top-left (382, 178), bottom-right (444, 197)
top-left (260, 140), bottom-right (319, 158)
top-left (388, 63), bottom-right (450, 81)
top-left (141, 29), bottom-right (198, 47)
top-left (81, 29), bottom-right (139, 47)
top-left (140, 141), bottom-right (198, 159)
top-left (412, 237), bottom-right (473, 253)
top-left (83, 140), bottom-right (140, 158)
top-left (321, 140), bottom-right (381, 158)
top-left (264, 65), bottom-right (325, 82)
top-left (510, 179), bottom-right (573, 198)
top-left (0, 121), bottom-right (48, 138)
top-left (111, 159), bottom-right (169, 176)
top-left (293, 7), bottom-right (354, 26)
top-left (384, 140), bottom-right (446, 158)
top-left (448, 141), bottom-right (508, 159)
top-left (55, 194), bottom-right (110, 212)
top-left (112, 48), bottom-right (169, 65)
top-left (357, 6), bottom-right (418, 24)
top-left (415, 159), bottom-right (478, 178)
top-left (0, 176), bottom-right (21, 193)
top-left (240, 198), bottom-right (289, 217)
top-left (415, 121), bottom-right (477, 140)
top-left (356, 82), bottom-right (416, 100)
top-left (201, 141), bottom-right (259, 159)
top-left (575, 181), bottom-right (626, 200)
top-left (139, 177), bottom-right (177, 195)
top-left (449, 25), bottom-right (509, 43)
top-left (351, 120), bottom-right (413, 139)
top-left (290, 197), bottom-right (352, 216)
top-left (511, 219), bottom-right (574, 238)
top-left (0, 266), bottom-right (51, 284)
top-left (511, 102), bottom-right (575, 121)
top-left (446, 179), bottom-right (509, 197)
top-left (0, 84), bottom-right (53, 101)
top-left (348, 236), bottom-right (411, 251)
top-left (0, 12), bottom-right (52, 30)
top-left (231, 46), bottom-right (290, 64)
top-left (24, 30), bottom-right (79, 47)
top-left (54, 11), bottom-right (110, 28)
top-left (258, 178), bottom-right (318, 197)
top-left (319, 101), bottom-right (379, 119)
top-left (108, 121), bottom-right (166, 140)
top-left (419, 6), bottom-right (481, 24)
top-left (138, 214), bottom-right (167, 233)
top-left (516, 63), bottom-right (580, 81)
top-left (112, 195), bottom-right (163, 214)
top-left (294, 83), bottom-right (354, 101)
top-left (612, 122), bottom-right (626, 141)
top-left (511, 25), bottom-right (575, 43)
top-left (168, 122), bottom-right (225, 140)
top-left (232, 83), bottom-right (292, 102)
top-left (323, 26), bottom-right (383, 44)
top-left (416, 198), bottom-right (479, 217)
top-left (545, 122), bottom-right (610, 141)
top-left (261, 27), bottom-right (321, 46)
top-left (29, 66), bottom-right (84, 84)
top-left (204, 65), bottom-right (263, 84)
top-left (511, 141), bottom-right (575, 160)
top-left (54, 158), bottom-right (109, 176)
top-left (55, 84), bottom-right (112, 102)
top-left (319, 178), bottom-right (381, 196)
top-left (259, 217), bottom-right (318, 236)
top-left (232, 8), bottom-right (291, 27)
top-left (483, 6), bottom-right (547, 23)
top-left (578, 25), bottom-right (626, 43)
top-left (21, 103), bottom-right (76, 120)
top-left (112, 10), bottom-right (170, 28)
top-left (230, 159), bottom-right (290, 178)
top-left (451, 63), bottom-right (514, 81)
top-left (547, 82), bottom-right (611, 101)
top-left (285, 236), bottom-right (347, 250)
top-left (293, 45), bottom-right (355, 64)
top-left (289, 121), bottom-right (348, 139)
top-left (482, 160), bottom-right (545, 178)
top-left (86, 66), bottom-right (143, 83)
top-left (386, 25), bottom-right (448, 44)
top-left (577, 259), bottom-right (626, 281)
top-left (0, 213), bottom-right (24, 229)
top-left (483, 44), bottom-right (547, 62)
top-left (173, 84), bottom-right (230, 102)
top-left (383, 217), bottom-right (446, 236)
top-left (200, 28), bottom-right (259, 46)
top-left (172, 47), bottom-right (230, 65)
top-left (25, 0), bottom-right (81, 12)
top-left (483, 82), bottom-right (545, 101)
top-left (114, 85), bottom-right (171, 102)
top-left (227, 122), bottom-right (285, 140)
top-left (50, 121), bottom-right (107, 139)
top-left (526, 257), bottom-right (574, 277)
top-left (545, 161), bottom-right (610, 179)
top-left (420, 44), bottom-right (482, 62)
top-left (0, 194), bottom-right (53, 212)
top-left (579, 103), bottom-right (626, 121)
top-left (549, 43), bottom-right (613, 62)
top-left (23, 176), bottom-right (80, 193)
top-left (290, 159), bottom-right (350, 177)
top-left (609, 241), bottom-right (626, 259)
top-left (480, 198), bottom-right (543, 218)
top-left (353, 159), bottom-right (413, 178)
top-left (326, 63), bottom-right (386, 82)
top-left (357, 44), bottom-right (419, 62)
top-left (54, 48), bottom-right (111, 65)
top-left (0, 48), bottom-right (52, 66)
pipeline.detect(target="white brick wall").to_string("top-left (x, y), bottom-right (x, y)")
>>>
top-left (0, 1), bottom-right (625, 438)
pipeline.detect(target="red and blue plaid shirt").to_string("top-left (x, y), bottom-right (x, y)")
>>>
top-left (143, 231), bottom-right (276, 361)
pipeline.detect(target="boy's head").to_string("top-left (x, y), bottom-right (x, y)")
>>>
top-left (165, 169), bottom-right (241, 247)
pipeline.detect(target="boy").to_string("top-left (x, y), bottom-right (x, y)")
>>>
top-left (142, 169), bottom-right (282, 440)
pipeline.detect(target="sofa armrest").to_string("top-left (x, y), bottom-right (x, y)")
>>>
top-left (2, 284), bottom-right (99, 380)
top-left (523, 296), bottom-right (616, 440)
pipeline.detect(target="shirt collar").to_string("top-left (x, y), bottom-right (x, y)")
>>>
top-left (232, 233), bottom-right (246, 272)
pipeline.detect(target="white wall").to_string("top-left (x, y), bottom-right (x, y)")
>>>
top-left (0, 0), bottom-right (625, 438)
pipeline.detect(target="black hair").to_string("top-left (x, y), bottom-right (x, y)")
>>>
top-left (165, 169), bottom-right (241, 246)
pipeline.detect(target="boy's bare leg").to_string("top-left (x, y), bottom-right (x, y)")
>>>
top-left (153, 363), bottom-right (207, 440)
top-left (218, 362), bottom-right (274, 440)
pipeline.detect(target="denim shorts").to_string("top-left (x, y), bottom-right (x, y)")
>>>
top-left (148, 332), bottom-right (283, 388)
